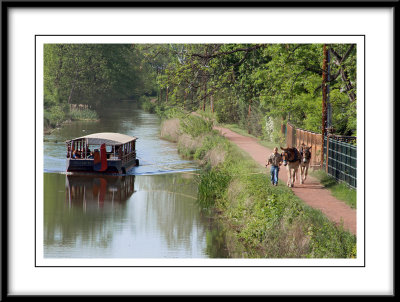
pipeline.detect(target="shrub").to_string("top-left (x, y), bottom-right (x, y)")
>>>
top-left (180, 115), bottom-right (213, 138)
top-left (44, 105), bottom-right (65, 128)
top-left (141, 99), bottom-right (156, 113)
top-left (197, 166), bottom-right (232, 210)
top-left (69, 108), bottom-right (98, 121)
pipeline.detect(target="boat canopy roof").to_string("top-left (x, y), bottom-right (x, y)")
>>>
top-left (66, 132), bottom-right (137, 146)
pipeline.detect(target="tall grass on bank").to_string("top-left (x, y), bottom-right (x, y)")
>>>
top-left (44, 106), bottom-right (99, 132)
top-left (69, 108), bottom-right (99, 121)
top-left (160, 114), bottom-right (357, 258)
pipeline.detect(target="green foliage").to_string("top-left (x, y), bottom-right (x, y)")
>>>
top-left (139, 96), bottom-right (157, 113)
top-left (165, 114), bottom-right (357, 258)
top-left (160, 107), bottom-right (187, 120)
top-left (180, 115), bottom-right (214, 138)
top-left (44, 105), bottom-right (65, 128)
top-left (69, 108), bottom-right (99, 121)
top-left (193, 133), bottom-right (228, 161)
top-left (306, 220), bottom-right (357, 258)
top-left (43, 44), bottom-right (159, 129)
top-left (150, 43), bottom-right (356, 137)
top-left (197, 166), bottom-right (232, 210)
top-left (44, 43), bottom-right (357, 136)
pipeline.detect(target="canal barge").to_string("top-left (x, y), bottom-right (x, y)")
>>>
top-left (66, 132), bottom-right (139, 174)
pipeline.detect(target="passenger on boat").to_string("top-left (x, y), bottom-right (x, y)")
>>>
top-left (115, 146), bottom-right (122, 159)
top-left (73, 150), bottom-right (83, 159)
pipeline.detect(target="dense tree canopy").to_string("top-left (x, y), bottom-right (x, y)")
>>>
top-left (145, 43), bottom-right (357, 136)
top-left (43, 43), bottom-right (357, 136)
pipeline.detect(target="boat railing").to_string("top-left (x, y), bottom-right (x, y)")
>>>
top-left (122, 151), bottom-right (136, 164)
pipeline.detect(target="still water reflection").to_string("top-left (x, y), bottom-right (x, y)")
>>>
top-left (44, 173), bottom-right (218, 258)
top-left (43, 101), bottom-right (228, 258)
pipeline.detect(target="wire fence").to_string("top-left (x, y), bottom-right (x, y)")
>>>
top-left (324, 136), bottom-right (357, 188)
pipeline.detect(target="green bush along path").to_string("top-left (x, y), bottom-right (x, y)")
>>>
top-left (214, 125), bottom-right (357, 236)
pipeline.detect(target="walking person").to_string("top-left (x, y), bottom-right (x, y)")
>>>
top-left (266, 147), bottom-right (282, 186)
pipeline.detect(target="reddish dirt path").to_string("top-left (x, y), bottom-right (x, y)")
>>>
top-left (215, 126), bottom-right (357, 236)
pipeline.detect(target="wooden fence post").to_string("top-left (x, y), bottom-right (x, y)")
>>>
top-left (326, 134), bottom-right (330, 173)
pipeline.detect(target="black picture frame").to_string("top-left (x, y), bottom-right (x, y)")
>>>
top-left (1, 0), bottom-right (397, 298)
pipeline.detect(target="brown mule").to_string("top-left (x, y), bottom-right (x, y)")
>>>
top-left (280, 146), bottom-right (301, 187)
top-left (299, 144), bottom-right (312, 184)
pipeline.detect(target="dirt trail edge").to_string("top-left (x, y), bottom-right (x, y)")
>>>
top-left (215, 126), bottom-right (357, 236)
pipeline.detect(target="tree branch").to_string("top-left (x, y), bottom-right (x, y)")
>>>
top-left (191, 44), bottom-right (267, 59)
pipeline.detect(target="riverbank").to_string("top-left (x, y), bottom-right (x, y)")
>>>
top-left (160, 114), bottom-right (357, 258)
top-left (44, 108), bottom-right (99, 135)
top-left (44, 119), bottom-right (72, 135)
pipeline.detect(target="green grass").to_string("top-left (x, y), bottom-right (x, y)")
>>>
top-left (167, 116), bottom-right (356, 258)
top-left (180, 115), bottom-right (214, 138)
top-left (222, 122), bottom-right (357, 209)
top-left (69, 108), bottom-right (99, 121)
top-left (310, 170), bottom-right (357, 209)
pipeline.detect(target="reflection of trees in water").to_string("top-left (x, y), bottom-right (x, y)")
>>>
top-left (44, 172), bottom-right (229, 258)
top-left (205, 222), bottom-right (230, 258)
top-left (135, 174), bottom-right (208, 255)
top-left (137, 172), bottom-right (198, 197)
top-left (44, 173), bottom-right (135, 251)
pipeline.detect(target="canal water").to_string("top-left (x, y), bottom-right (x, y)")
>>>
top-left (43, 101), bottom-right (228, 258)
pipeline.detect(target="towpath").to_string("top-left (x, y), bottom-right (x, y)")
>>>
top-left (214, 126), bottom-right (357, 236)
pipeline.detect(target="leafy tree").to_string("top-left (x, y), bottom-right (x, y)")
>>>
top-left (44, 43), bottom-right (357, 136)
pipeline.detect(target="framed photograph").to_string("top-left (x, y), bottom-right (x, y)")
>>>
top-left (2, 0), bottom-right (395, 297)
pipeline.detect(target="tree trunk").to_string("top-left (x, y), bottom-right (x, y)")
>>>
top-left (67, 70), bottom-right (79, 104)
top-left (281, 116), bottom-right (286, 136)
top-left (247, 99), bottom-right (252, 134)
top-left (321, 44), bottom-right (328, 167)
top-left (340, 68), bottom-right (356, 102)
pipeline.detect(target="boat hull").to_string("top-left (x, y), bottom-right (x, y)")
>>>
top-left (66, 158), bottom-right (137, 174)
